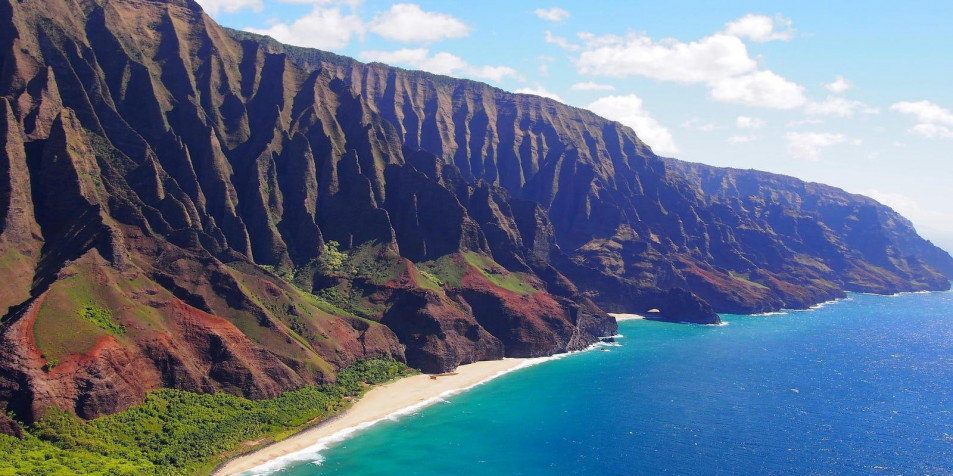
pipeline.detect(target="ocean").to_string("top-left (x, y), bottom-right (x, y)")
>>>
top-left (257, 290), bottom-right (953, 475)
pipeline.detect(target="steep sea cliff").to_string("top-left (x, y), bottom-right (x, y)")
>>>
top-left (0, 0), bottom-right (950, 427)
top-left (268, 290), bottom-right (953, 475)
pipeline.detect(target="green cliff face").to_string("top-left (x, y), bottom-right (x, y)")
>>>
top-left (0, 0), bottom-right (949, 423)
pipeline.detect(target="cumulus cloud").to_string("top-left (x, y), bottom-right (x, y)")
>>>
top-left (361, 48), bottom-right (462, 74)
top-left (195, 0), bottom-right (262, 15)
top-left (891, 100), bottom-right (953, 139)
top-left (805, 96), bottom-right (879, 117)
top-left (359, 49), bottom-right (517, 82)
top-left (681, 117), bottom-right (719, 131)
top-left (537, 55), bottom-right (555, 76)
top-left (825, 75), bottom-right (853, 94)
top-left (535, 7), bottom-right (570, 22)
top-left (785, 131), bottom-right (847, 160)
top-left (515, 85), bottom-right (564, 102)
top-left (736, 116), bottom-right (764, 129)
top-left (709, 71), bottom-right (806, 109)
top-left (573, 30), bottom-right (804, 109)
top-left (865, 189), bottom-right (953, 247)
top-left (545, 30), bottom-right (580, 51)
top-left (724, 14), bottom-right (795, 42)
top-left (368, 3), bottom-right (469, 43)
top-left (907, 123), bottom-right (953, 139)
top-left (470, 65), bottom-right (520, 83)
top-left (570, 81), bottom-right (615, 91)
top-left (278, 0), bottom-right (363, 5)
top-left (891, 100), bottom-right (953, 124)
top-left (246, 6), bottom-right (363, 50)
top-left (575, 33), bottom-right (756, 82)
top-left (587, 94), bottom-right (678, 155)
top-left (787, 118), bottom-right (824, 128)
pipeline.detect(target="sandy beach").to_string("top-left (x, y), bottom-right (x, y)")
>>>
top-left (609, 312), bottom-right (645, 321)
top-left (214, 358), bottom-right (533, 475)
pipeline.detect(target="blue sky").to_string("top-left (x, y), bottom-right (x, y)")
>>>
top-left (197, 0), bottom-right (953, 253)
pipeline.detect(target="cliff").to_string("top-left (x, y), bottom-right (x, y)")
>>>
top-left (0, 0), bottom-right (949, 422)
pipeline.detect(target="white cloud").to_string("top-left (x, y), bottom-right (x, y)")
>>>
top-left (867, 190), bottom-right (929, 220)
top-left (727, 135), bottom-right (756, 144)
top-left (907, 123), bottom-right (953, 139)
top-left (891, 100), bottom-right (953, 139)
top-left (515, 85), bottom-right (564, 102)
top-left (196, 0), bottom-right (262, 15)
top-left (587, 94), bottom-right (678, 155)
top-left (359, 49), bottom-right (517, 83)
top-left (535, 7), bottom-right (570, 22)
top-left (538, 56), bottom-right (555, 76)
top-left (573, 31), bottom-right (804, 109)
top-left (361, 48), bottom-right (430, 65)
top-left (368, 3), bottom-right (469, 43)
top-left (724, 14), bottom-right (795, 42)
top-left (570, 81), bottom-right (615, 91)
top-left (785, 131), bottom-right (847, 160)
top-left (576, 33), bottom-right (756, 82)
top-left (736, 116), bottom-right (764, 129)
top-left (890, 100), bottom-right (953, 125)
top-left (470, 65), bottom-right (520, 83)
top-left (866, 190), bottom-right (953, 248)
top-left (277, 0), bottom-right (363, 5)
top-left (681, 117), bottom-right (720, 131)
top-left (805, 96), bottom-right (879, 117)
top-left (825, 75), bottom-right (853, 94)
top-left (709, 71), bottom-right (806, 109)
top-left (246, 6), bottom-right (363, 50)
top-left (545, 30), bottom-right (580, 51)
top-left (787, 117), bottom-right (824, 127)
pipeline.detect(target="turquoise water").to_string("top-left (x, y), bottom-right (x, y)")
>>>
top-left (264, 291), bottom-right (953, 475)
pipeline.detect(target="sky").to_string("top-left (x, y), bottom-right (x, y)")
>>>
top-left (196, 0), bottom-right (953, 253)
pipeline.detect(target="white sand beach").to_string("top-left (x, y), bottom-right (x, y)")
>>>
top-left (609, 312), bottom-right (646, 321)
top-left (214, 358), bottom-right (533, 475)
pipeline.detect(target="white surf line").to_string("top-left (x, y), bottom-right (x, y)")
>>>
top-left (237, 343), bottom-right (614, 475)
top-left (609, 313), bottom-right (646, 321)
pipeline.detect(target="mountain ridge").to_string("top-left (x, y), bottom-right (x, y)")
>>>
top-left (0, 0), bottom-right (949, 424)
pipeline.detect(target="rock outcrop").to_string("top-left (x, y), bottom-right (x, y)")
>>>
top-left (0, 0), bottom-right (949, 422)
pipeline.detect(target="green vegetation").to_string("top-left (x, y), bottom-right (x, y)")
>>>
top-left (413, 268), bottom-right (443, 292)
top-left (418, 253), bottom-right (536, 295)
top-left (32, 262), bottom-right (172, 362)
top-left (42, 359), bottom-right (59, 372)
top-left (79, 305), bottom-right (125, 335)
top-left (317, 242), bottom-right (403, 285)
top-left (417, 255), bottom-right (468, 288)
top-left (0, 359), bottom-right (411, 476)
top-left (345, 244), bottom-right (404, 285)
top-left (728, 271), bottom-right (770, 291)
top-left (316, 280), bottom-right (386, 319)
top-left (320, 240), bottom-right (349, 274)
top-left (308, 243), bottom-right (407, 318)
top-left (462, 252), bottom-right (537, 294)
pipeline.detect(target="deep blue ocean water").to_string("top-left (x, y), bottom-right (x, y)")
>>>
top-left (264, 290), bottom-right (953, 475)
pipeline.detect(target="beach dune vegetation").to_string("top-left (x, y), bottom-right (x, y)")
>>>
top-left (0, 358), bottom-right (410, 475)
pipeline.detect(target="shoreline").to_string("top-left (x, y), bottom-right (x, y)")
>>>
top-left (213, 291), bottom-right (952, 474)
top-left (214, 357), bottom-right (541, 475)
top-left (609, 313), bottom-right (646, 321)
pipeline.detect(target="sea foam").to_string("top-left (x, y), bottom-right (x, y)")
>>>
top-left (240, 343), bottom-right (609, 475)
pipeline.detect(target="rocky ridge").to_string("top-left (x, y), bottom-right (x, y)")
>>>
top-left (0, 0), bottom-right (949, 422)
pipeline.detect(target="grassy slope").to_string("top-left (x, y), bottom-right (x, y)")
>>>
top-left (33, 262), bottom-right (166, 363)
top-left (418, 252), bottom-right (537, 295)
top-left (0, 359), bottom-right (412, 476)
